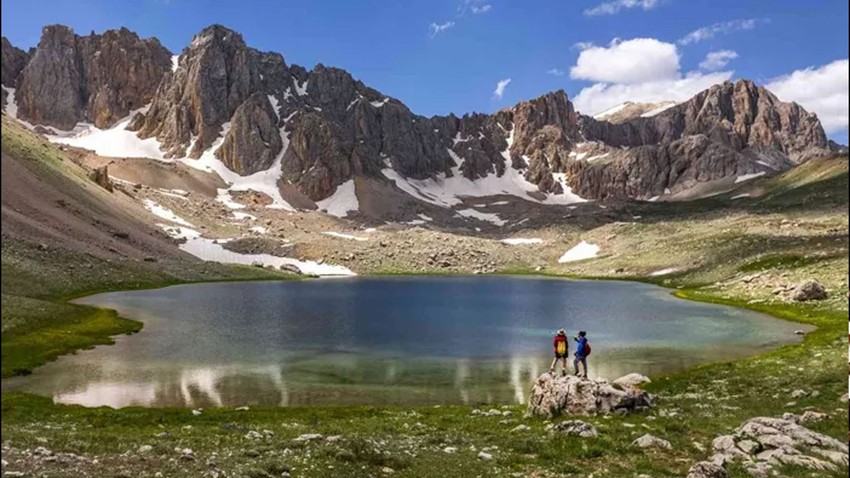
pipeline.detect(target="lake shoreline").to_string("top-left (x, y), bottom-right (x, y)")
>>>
top-left (5, 272), bottom-right (817, 406)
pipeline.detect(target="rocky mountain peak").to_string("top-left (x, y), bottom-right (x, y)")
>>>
top-left (191, 24), bottom-right (246, 48)
top-left (14, 25), bottom-right (171, 130)
top-left (134, 24), bottom-right (289, 160)
top-left (1, 36), bottom-right (29, 110)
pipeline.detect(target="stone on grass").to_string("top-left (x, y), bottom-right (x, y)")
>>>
top-left (790, 389), bottom-right (808, 399)
top-left (686, 461), bottom-right (729, 478)
top-left (791, 280), bottom-right (827, 301)
top-left (138, 445), bottom-right (153, 454)
top-left (632, 434), bottom-right (672, 450)
top-left (293, 433), bottom-right (323, 442)
top-left (553, 420), bottom-right (598, 438)
top-left (477, 451), bottom-right (492, 461)
top-left (707, 417), bottom-right (847, 474)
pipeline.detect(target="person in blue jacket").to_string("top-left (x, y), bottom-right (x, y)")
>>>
top-left (573, 330), bottom-right (589, 378)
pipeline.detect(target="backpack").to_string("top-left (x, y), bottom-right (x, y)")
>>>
top-left (584, 342), bottom-right (591, 356)
top-left (556, 339), bottom-right (567, 355)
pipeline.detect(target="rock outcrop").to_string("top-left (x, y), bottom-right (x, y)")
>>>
top-left (14, 26), bottom-right (171, 130)
top-left (790, 279), bottom-right (828, 301)
top-left (1, 36), bottom-right (28, 87)
top-left (88, 165), bottom-right (113, 192)
top-left (527, 373), bottom-right (654, 418)
top-left (686, 462), bottom-right (729, 478)
top-left (215, 92), bottom-right (283, 174)
top-left (708, 417), bottom-right (848, 475)
top-left (1, 36), bottom-right (28, 111)
top-left (134, 25), bottom-right (291, 159)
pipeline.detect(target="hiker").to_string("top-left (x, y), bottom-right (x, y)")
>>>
top-left (549, 329), bottom-right (568, 375)
top-left (573, 331), bottom-right (590, 377)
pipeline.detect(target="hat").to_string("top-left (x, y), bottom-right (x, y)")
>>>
top-left (557, 328), bottom-right (566, 335)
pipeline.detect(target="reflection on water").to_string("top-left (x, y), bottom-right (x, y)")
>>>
top-left (3, 277), bottom-right (807, 408)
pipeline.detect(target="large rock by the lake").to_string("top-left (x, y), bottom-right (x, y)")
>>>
top-left (527, 373), bottom-right (654, 418)
top-left (790, 280), bottom-right (828, 301)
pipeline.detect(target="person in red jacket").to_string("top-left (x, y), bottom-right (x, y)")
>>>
top-left (549, 329), bottom-right (568, 375)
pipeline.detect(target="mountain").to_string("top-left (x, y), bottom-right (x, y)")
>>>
top-left (2, 24), bottom-right (837, 213)
top-left (7, 25), bottom-right (171, 130)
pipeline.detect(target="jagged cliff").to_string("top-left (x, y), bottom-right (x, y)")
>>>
top-left (4, 24), bottom-right (835, 205)
top-left (12, 25), bottom-right (171, 130)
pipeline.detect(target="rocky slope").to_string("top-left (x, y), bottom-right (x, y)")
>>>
top-left (4, 24), bottom-right (836, 207)
top-left (12, 25), bottom-right (171, 130)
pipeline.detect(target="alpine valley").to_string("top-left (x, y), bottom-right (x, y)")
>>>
top-left (1, 23), bottom-right (848, 478)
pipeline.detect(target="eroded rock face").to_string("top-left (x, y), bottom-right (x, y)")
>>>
top-left (135, 25), bottom-right (291, 159)
top-left (527, 373), bottom-right (654, 418)
top-left (215, 93), bottom-right (283, 174)
top-left (15, 25), bottom-right (171, 130)
top-left (1, 36), bottom-right (28, 87)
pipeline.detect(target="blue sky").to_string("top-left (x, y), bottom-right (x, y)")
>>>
top-left (3, 0), bottom-right (848, 141)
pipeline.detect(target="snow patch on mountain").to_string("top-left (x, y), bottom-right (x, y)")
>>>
top-left (293, 78), bottom-right (308, 96)
top-left (500, 238), bottom-right (544, 245)
top-left (735, 172), bottom-right (766, 183)
top-left (178, 236), bottom-right (354, 276)
top-left (322, 231), bottom-right (368, 241)
top-left (2, 86), bottom-right (19, 118)
top-left (316, 179), bottom-right (359, 218)
top-left (143, 199), bottom-right (194, 227)
top-left (456, 208), bottom-right (506, 226)
top-left (558, 241), bottom-right (600, 263)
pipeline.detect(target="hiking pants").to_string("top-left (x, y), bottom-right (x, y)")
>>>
top-left (574, 355), bottom-right (587, 376)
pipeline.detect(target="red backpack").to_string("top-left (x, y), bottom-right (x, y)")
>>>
top-left (584, 342), bottom-right (592, 356)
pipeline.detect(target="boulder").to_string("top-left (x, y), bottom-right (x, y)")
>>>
top-left (613, 373), bottom-right (651, 388)
top-left (279, 264), bottom-right (303, 275)
top-left (632, 433), bottom-right (672, 450)
top-left (552, 420), bottom-right (598, 438)
top-left (791, 280), bottom-right (827, 301)
top-left (527, 373), bottom-right (654, 418)
top-left (686, 461), bottom-right (729, 478)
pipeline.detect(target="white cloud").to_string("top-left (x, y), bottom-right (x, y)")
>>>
top-left (572, 41), bottom-right (595, 51)
top-left (547, 68), bottom-right (565, 76)
top-left (428, 21), bottom-right (455, 38)
top-left (766, 59), bottom-right (849, 135)
top-left (699, 50), bottom-right (739, 71)
top-left (493, 78), bottom-right (512, 100)
top-left (570, 38), bottom-right (680, 84)
top-left (459, 0), bottom-right (492, 15)
top-left (584, 0), bottom-right (660, 16)
top-left (569, 37), bottom-right (733, 116)
top-left (573, 71), bottom-right (733, 116)
top-left (679, 19), bottom-right (760, 45)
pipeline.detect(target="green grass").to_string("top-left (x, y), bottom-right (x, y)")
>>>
top-left (1, 302), bottom-right (142, 377)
